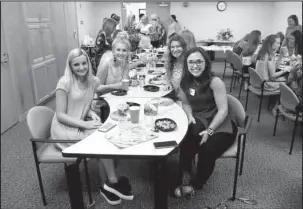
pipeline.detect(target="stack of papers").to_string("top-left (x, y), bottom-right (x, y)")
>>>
top-left (105, 125), bottom-right (158, 149)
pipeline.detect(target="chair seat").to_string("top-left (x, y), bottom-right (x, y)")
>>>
top-left (248, 86), bottom-right (280, 96)
top-left (234, 71), bottom-right (249, 78)
top-left (278, 105), bottom-right (302, 122)
top-left (38, 144), bottom-right (77, 163)
top-left (221, 140), bottom-right (238, 158)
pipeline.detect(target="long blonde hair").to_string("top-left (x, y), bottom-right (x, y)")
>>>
top-left (179, 29), bottom-right (197, 51)
top-left (64, 48), bottom-right (93, 91)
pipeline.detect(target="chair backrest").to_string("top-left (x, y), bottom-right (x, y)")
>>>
top-left (248, 67), bottom-right (263, 88)
top-left (227, 94), bottom-right (245, 128)
top-left (27, 106), bottom-right (55, 139)
top-left (279, 83), bottom-right (300, 111)
top-left (230, 53), bottom-right (243, 71)
top-left (225, 50), bottom-right (234, 63)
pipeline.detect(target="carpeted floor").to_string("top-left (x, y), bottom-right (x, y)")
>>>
top-left (1, 62), bottom-right (302, 209)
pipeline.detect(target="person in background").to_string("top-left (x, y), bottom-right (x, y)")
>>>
top-left (51, 48), bottom-right (133, 205)
top-left (164, 34), bottom-right (187, 101)
top-left (179, 29), bottom-right (197, 51)
top-left (288, 30), bottom-right (302, 56)
top-left (92, 18), bottom-right (117, 75)
top-left (174, 47), bottom-right (236, 197)
top-left (276, 32), bottom-right (285, 48)
top-left (157, 16), bottom-right (166, 46)
top-left (281, 15), bottom-right (302, 54)
top-left (135, 14), bottom-right (153, 49)
top-left (111, 13), bottom-right (121, 29)
top-left (240, 30), bottom-right (262, 89)
top-left (124, 13), bottom-right (136, 31)
top-left (288, 59), bottom-right (302, 102)
top-left (232, 33), bottom-right (250, 55)
top-left (149, 13), bottom-right (164, 48)
top-left (112, 29), bottom-right (122, 40)
top-left (167, 15), bottom-right (181, 44)
top-left (255, 34), bottom-right (287, 92)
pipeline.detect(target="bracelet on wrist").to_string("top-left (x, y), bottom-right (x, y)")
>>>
top-left (207, 128), bottom-right (214, 136)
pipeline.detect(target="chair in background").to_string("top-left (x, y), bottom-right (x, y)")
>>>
top-left (229, 53), bottom-right (250, 98)
top-left (27, 106), bottom-right (93, 206)
top-left (245, 67), bottom-right (280, 122)
top-left (272, 83), bottom-right (302, 155)
top-left (195, 94), bottom-right (252, 201)
top-left (222, 50), bottom-right (234, 79)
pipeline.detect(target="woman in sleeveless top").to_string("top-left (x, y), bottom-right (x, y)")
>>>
top-left (164, 34), bottom-right (187, 101)
top-left (174, 47), bottom-right (236, 198)
top-left (255, 34), bottom-right (288, 92)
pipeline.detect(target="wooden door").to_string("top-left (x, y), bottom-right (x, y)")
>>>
top-left (23, 2), bottom-right (58, 104)
top-left (64, 2), bottom-right (79, 51)
top-left (1, 18), bottom-right (19, 134)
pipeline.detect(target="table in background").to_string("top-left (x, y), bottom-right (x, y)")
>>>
top-left (197, 40), bottom-right (235, 61)
top-left (62, 97), bottom-right (188, 209)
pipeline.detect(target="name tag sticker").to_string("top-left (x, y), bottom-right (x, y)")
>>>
top-left (189, 88), bottom-right (195, 96)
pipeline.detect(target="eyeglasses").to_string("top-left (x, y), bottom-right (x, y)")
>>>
top-left (187, 60), bottom-right (205, 66)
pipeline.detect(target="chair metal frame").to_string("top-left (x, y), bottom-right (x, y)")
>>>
top-left (28, 106), bottom-right (94, 207)
top-left (245, 67), bottom-right (282, 122)
top-left (222, 50), bottom-right (234, 79)
top-left (272, 83), bottom-right (302, 155)
top-left (194, 95), bottom-right (252, 201)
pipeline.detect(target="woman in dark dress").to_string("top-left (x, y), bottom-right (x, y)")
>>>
top-left (175, 47), bottom-right (237, 197)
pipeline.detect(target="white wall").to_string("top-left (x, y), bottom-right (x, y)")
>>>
top-left (124, 2), bottom-right (146, 24)
top-left (171, 2), bottom-right (274, 41)
top-left (272, 2), bottom-right (302, 34)
top-left (76, 2), bottom-right (96, 45)
top-left (94, 2), bottom-right (122, 34)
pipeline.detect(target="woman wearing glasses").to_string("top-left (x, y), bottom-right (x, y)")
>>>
top-left (174, 47), bottom-right (236, 198)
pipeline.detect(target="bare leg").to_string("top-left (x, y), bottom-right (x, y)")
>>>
top-left (99, 159), bottom-right (118, 183)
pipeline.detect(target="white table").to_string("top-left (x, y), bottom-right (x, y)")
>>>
top-left (62, 97), bottom-right (188, 209)
top-left (101, 67), bottom-right (172, 99)
top-left (200, 45), bottom-right (233, 52)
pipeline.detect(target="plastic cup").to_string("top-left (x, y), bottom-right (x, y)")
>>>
top-left (129, 106), bottom-right (140, 123)
top-left (122, 79), bottom-right (129, 91)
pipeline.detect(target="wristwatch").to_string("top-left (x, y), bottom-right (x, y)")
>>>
top-left (207, 128), bottom-right (214, 136)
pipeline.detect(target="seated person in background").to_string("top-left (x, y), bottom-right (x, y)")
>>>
top-left (288, 61), bottom-right (302, 102)
top-left (255, 34), bottom-right (288, 92)
top-left (240, 30), bottom-right (262, 89)
top-left (179, 29), bottom-right (197, 51)
top-left (174, 47), bottom-right (236, 197)
top-left (276, 31), bottom-right (285, 52)
top-left (51, 48), bottom-right (134, 205)
top-left (232, 33), bottom-right (250, 55)
top-left (287, 30), bottom-right (302, 56)
top-left (92, 18), bottom-right (117, 74)
top-left (164, 34), bottom-right (187, 101)
top-left (281, 15), bottom-right (302, 54)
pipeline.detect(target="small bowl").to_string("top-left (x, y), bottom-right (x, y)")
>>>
top-left (111, 89), bottom-right (127, 96)
top-left (156, 63), bottom-right (164, 68)
top-left (155, 118), bottom-right (177, 132)
top-left (126, 102), bottom-right (141, 107)
top-left (143, 85), bottom-right (160, 92)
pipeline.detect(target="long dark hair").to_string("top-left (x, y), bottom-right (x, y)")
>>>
top-left (241, 30), bottom-right (261, 56)
top-left (290, 30), bottom-right (302, 55)
top-left (288, 15), bottom-right (299, 26)
top-left (165, 34), bottom-right (187, 79)
top-left (257, 34), bottom-right (279, 61)
top-left (171, 15), bottom-right (178, 23)
top-left (180, 47), bottom-right (213, 93)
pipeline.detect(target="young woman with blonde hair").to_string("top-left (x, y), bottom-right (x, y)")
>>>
top-left (51, 48), bottom-right (134, 206)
